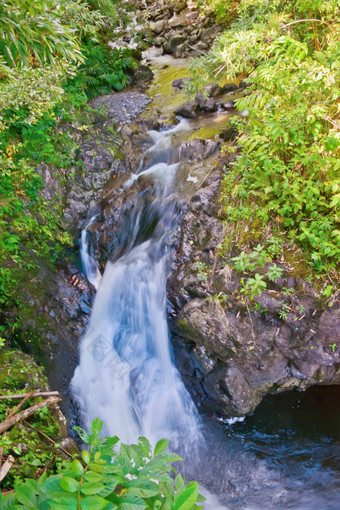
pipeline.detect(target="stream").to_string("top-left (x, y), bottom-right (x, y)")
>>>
top-left (71, 55), bottom-right (340, 509)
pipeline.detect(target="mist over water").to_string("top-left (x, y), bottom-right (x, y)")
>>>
top-left (72, 120), bottom-right (340, 509)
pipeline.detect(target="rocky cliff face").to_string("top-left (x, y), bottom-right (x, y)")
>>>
top-left (168, 163), bottom-right (340, 417)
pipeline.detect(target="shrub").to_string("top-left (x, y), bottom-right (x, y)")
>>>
top-left (1, 418), bottom-right (204, 510)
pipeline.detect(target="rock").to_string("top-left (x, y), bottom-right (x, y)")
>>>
top-left (169, 15), bottom-right (190, 29)
top-left (195, 93), bottom-right (216, 112)
top-left (173, 44), bottom-right (186, 58)
top-left (133, 64), bottom-right (154, 84)
top-left (201, 27), bottom-right (217, 42)
top-left (168, 152), bottom-right (340, 418)
top-left (153, 20), bottom-right (166, 34)
top-left (221, 100), bottom-right (236, 110)
top-left (174, 101), bottom-right (198, 119)
top-left (195, 41), bottom-right (208, 51)
top-left (164, 35), bottom-right (186, 54)
top-left (223, 83), bottom-right (238, 93)
top-left (173, 0), bottom-right (187, 13)
top-left (153, 36), bottom-right (165, 47)
top-left (239, 109), bottom-right (249, 118)
top-left (172, 77), bottom-right (190, 89)
top-left (204, 83), bottom-right (224, 97)
top-left (220, 126), bottom-right (239, 141)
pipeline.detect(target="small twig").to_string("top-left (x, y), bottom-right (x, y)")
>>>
top-left (22, 420), bottom-right (73, 458)
top-left (280, 18), bottom-right (329, 30)
top-left (0, 391), bottom-right (60, 401)
top-left (5, 391), bottom-right (34, 421)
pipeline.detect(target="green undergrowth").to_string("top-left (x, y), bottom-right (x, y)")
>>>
top-left (1, 418), bottom-right (203, 510)
top-left (0, 0), bottom-right (137, 341)
top-left (0, 350), bottom-right (68, 489)
top-left (190, 0), bottom-right (340, 297)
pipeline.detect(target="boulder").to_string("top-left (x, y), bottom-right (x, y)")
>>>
top-left (195, 93), bottom-right (216, 112)
top-left (221, 100), bottom-right (236, 110)
top-left (172, 77), bottom-right (190, 89)
top-left (223, 83), bottom-right (238, 93)
top-left (174, 101), bottom-right (198, 119)
top-left (164, 35), bottom-right (186, 54)
top-left (133, 64), bottom-right (154, 84)
top-left (204, 82), bottom-right (224, 97)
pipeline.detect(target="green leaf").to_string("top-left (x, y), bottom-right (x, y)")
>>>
top-left (91, 418), bottom-right (103, 437)
top-left (15, 483), bottom-right (38, 508)
top-left (126, 479), bottom-right (160, 498)
top-left (173, 483), bottom-right (199, 510)
top-left (60, 477), bottom-right (79, 493)
top-left (71, 459), bottom-right (84, 477)
top-left (80, 496), bottom-right (109, 510)
top-left (81, 482), bottom-right (105, 496)
top-left (82, 450), bottom-right (91, 465)
top-left (84, 471), bottom-right (104, 483)
top-left (154, 439), bottom-right (168, 457)
top-left (47, 497), bottom-right (77, 510)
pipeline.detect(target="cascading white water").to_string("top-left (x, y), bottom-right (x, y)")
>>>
top-left (72, 120), bottom-right (202, 449)
top-left (80, 216), bottom-right (102, 290)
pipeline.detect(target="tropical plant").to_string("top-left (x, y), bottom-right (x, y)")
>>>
top-left (189, 0), bottom-right (340, 280)
top-left (0, 0), bottom-right (83, 69)
top-left (1, 418), bottom-right (204, 510)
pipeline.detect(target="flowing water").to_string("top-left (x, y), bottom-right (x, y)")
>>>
top-left (72, 60), bottom-right (340, 509)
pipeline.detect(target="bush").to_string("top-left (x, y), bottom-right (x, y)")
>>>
top-left (1, 418), bottom-right (204, 510)
top-left (190, 0), bottom-right (340, 277)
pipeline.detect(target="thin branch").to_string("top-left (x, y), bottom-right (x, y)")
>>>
top-left (22, 420), bottom-right (73, 459)
top-left (5, 391), bottom-right (34, 421)
top-left (280, 19), bottom-right (328, 30)
top-left (0, 391), bottom-right (60, 401)
top-left (0, 396), bottom-right (61, 435)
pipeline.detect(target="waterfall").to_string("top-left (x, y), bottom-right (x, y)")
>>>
top-left (80, 216), bottom-right (102, 290)
top-left (72, 120), bottom-right (201, 449)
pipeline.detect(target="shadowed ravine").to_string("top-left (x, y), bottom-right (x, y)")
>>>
top-left (71, 69), bottom-right (340, 509)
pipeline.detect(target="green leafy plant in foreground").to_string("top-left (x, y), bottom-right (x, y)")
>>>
top-left (1, 418), bottom-right (204, 510)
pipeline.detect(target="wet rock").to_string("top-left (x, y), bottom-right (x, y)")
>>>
top-left (174, 101), bottom-right (198, 119)
top-left (223, 83), bottom-right (238, 93)
top-left (172, 77), bottom-right (190, 89)
top-left (133, 64), bottom-right (154, 85)
top-left (220, 126), bottom-right (239, 141)
top-left (239, 109), bottom-right (249, 118)
top-left (221, 100), bottom-right (236, 110)
top-left (194, 93), bottom-right (216, 112)
top-left (204, 83), bottom-right (224, 97)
